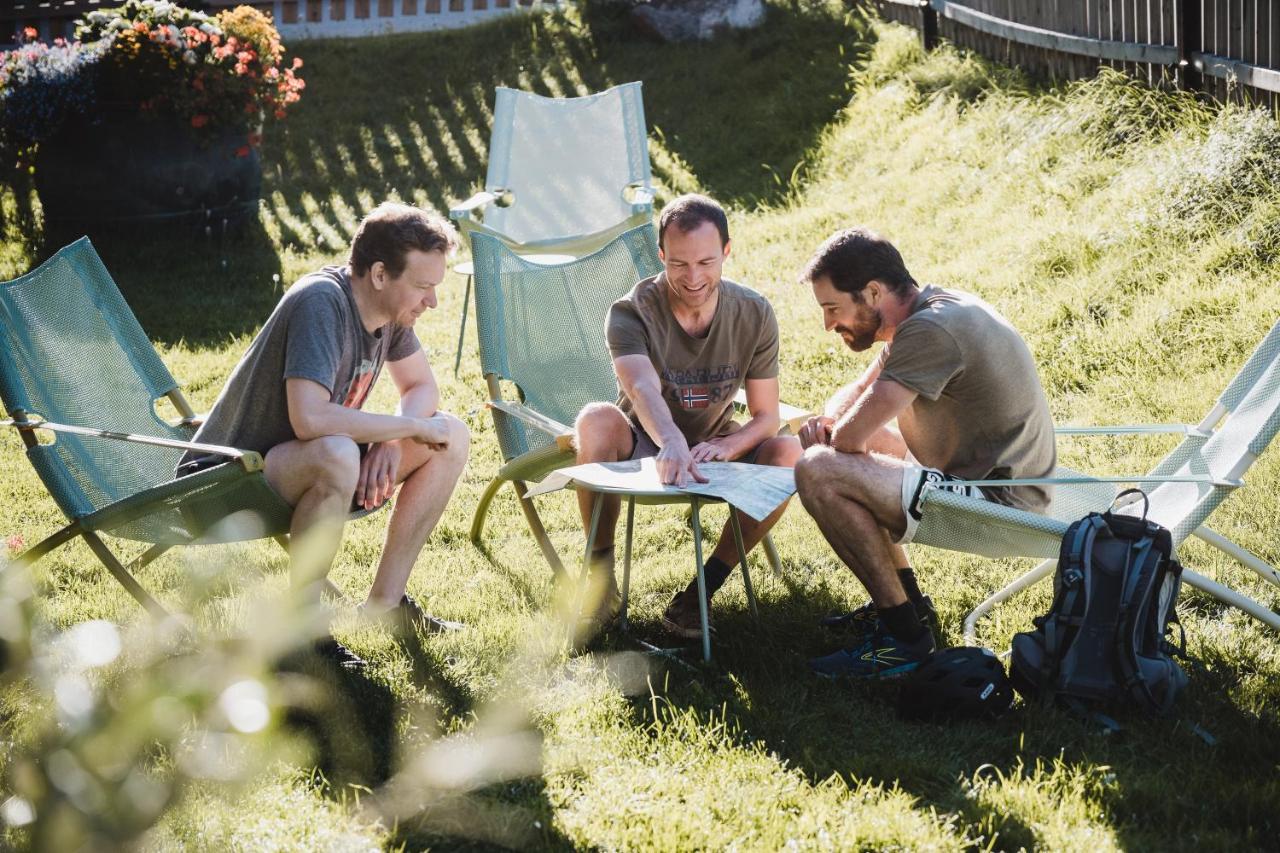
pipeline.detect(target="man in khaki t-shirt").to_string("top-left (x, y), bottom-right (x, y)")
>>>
top-left (573, 194), bottom-right (801, 640)
top-left (792, 227), bottom-right (1056, 680)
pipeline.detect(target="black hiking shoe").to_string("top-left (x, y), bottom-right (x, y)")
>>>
top-left (820, 595), bottom-right (938, 639)
top-left (808, 628), bottom-right (937, 680)
top-left (660, 587), bottom-right (715, 639)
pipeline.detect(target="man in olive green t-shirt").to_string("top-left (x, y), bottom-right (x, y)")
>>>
top-left (793, 227), bottom-right (1056, 680)
top-left (573, 194), bottom-right (802, 640)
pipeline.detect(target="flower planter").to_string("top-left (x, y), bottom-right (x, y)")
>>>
top-left (35, 115), bottom-right (262, 228)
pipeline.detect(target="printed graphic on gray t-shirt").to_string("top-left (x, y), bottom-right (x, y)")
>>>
top-left (184, 266), bottom-right (421, 461)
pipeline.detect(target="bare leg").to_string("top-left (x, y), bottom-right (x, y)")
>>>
top-left (365, 413), bottom-right (470, 608)
top-left (793, 446), bottom-right (912, 608)
top-left (265, 436), bottom-right (362, 600)
top-left (572, 403), bottom-right (636, 555)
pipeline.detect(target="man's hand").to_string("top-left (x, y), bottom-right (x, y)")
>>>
top-left (798, 415), bottom-right (835, 450)
top-left (656, 436), bottom-right (709, 487)
top-left (410, 414), bottom-right (451, 449)
top-left (357, 440), bottom-right (402, 510)
top-left (689, 435), bottom-right (734, 463)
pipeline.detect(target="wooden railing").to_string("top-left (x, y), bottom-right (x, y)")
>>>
top-left (1, 0), bottom-right (546, 46)
top-left (877, 1), bottom-right (1280, 109)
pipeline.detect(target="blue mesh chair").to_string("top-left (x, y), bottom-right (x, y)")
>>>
top-left (0, 239), bottom-right (365, 617)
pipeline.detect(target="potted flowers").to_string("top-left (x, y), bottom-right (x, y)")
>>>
top-left (0, 1), bottom-right (305, 228)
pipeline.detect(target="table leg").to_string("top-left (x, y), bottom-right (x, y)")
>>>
top-left (729, 509), bottom-right (758, 621)
top-left (690, 498), bottom-right (712, 663)
top-left (453, 274), bottom-right (472, 377)
top-left (621, 496), bottom-right (635, 631)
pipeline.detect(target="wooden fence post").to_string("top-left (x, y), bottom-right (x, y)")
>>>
top-left (1176, 0), bottom-right (1202, 91)
top-left (920, 0), bottom-right (938, 51)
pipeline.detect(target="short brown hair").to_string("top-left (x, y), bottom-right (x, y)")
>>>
top-left (658, 193), bottom-right (729, 251)
top-left (348, 202), bottom-right (457, 278)
top-left (800, 227), bottom-right (916, 298)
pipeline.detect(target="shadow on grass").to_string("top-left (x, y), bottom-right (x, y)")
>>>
top-left (609, 567), bottom-right (1280, 849)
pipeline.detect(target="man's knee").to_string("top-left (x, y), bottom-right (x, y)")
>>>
top-left (308, 435), bottom-right (361, 493)
top-left (574, 402), bottom-right (631, 456)
top-left (438, 411), bottom-right (471, 463)
top-left (756, 435), bottom-right (802, 467)
top-left (794, 445), bottom-right (835, 507)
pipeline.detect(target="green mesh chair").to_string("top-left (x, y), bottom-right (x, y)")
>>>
top-left (906, 318), bottom-right (1280, 642)
top-left (449, 82), bottom-right (655, 373)
top-left (0, 239), bottom-right (360, 617)
top-left (467, 224), bottom-right (795, 581)
top-left (467, 225), bottom-right (660, 576)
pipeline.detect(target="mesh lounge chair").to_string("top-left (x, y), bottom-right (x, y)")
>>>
top-left (0, 239), bottom-right (367, 617)
top-left (449, 82), bottom-right (655, 372)
top-left (907, 319), bottom-right (1280, 643)
top-left (467, 224), bottom-right (797, 580)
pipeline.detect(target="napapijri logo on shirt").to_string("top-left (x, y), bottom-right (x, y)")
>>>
top-left (679, 386), bottom-right (711, 409)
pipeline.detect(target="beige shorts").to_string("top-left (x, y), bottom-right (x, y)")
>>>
top-left (628, 423), bottom-right (764, 464)
top-left (898, 462), bottom-right (988, 545)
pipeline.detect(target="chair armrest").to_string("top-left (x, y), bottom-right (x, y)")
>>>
top-left (932, 473), bottom-right (1242, 489)
top-left (1055, 423), bottom-right (1211, 438)
top-left (2, 416), bottom-right (258, 469)
top-left (630, 186), bottom-right (655, 206)
top-left (450, 191), bottom-right (499, 221)
top-left (487, 400), bottom-right (575, 451)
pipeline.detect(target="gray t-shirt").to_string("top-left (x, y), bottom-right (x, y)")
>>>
top-left (879, 285), bottom-right (1056, 512)
top-left (606, 274), bottom-right (779, 445)
top-left (184, 266), bottom-right (421, 461)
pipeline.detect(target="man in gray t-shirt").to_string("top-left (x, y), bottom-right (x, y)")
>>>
top-left (792, 228), bottom-right (1056, 680)
top-left (184, 203), bottom-right (471, 669)
top-left (573, 194), bottom-right (802, 641)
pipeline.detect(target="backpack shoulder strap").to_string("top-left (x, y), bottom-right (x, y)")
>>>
top-left (1042, 514), bottom-right (1106, 698)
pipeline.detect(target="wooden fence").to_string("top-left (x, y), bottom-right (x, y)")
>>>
top-left (1, 0), bottom-right (545, 46)
top-left (876, 1), bottom-right (1280, 109)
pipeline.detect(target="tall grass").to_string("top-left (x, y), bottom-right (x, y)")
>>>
top-left (0, 6), bottom-right (1278, 849)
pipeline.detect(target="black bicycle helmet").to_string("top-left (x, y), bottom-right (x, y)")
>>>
top-left (897, 646), bottom-right (1014, 721)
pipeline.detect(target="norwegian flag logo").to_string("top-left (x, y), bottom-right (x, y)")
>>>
top-left (679, 386), bottom-right (711, 409)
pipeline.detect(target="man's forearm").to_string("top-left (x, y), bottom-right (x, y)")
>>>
top-left (396, 383), bottom-right (439, 420)
top-left (629, 382), bottom-right (685, 447)
top-left (824, 380), bottom-right (866, 420)
top-left (717, 411), bottom-right (781, 459)
top-left (294, 403), bottom-right (425, 444)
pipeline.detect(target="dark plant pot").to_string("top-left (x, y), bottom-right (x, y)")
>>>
top-left (35, 115), bottom-right (262, 230)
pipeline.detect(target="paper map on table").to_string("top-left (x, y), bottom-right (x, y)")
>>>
top-left (525, 457), bottom-right (797, 522)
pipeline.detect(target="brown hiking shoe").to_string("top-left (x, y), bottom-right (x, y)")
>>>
top-left (575, 569), bottom-right (622, 642)
top-left (660, 587), bottom-right (714, 639)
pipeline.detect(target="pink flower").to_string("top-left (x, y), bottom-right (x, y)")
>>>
top-left (190, 114), bottom-right (209, 128)
top-left (22, 26), bottom-right (37, 40)
top-left (235, 145), bottom-right (251, 158)
top-left (5, 534), bottom-right (24, 555)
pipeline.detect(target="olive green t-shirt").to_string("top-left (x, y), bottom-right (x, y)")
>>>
top-left (879, 285), bottom-right (1057, 512)
top-left (606, 274), bottom-right (780, 445)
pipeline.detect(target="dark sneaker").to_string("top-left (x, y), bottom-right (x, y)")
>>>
top-left (313, 635), bottom-right (367, 672)
top-left (808, 629), bottom-right (936, 679)
top-left (660, 587), bottom-right (714, 640)
top-left (397, 593), bottom-right (464, 635)
top-left (820, 595), bottom-right (938, 639)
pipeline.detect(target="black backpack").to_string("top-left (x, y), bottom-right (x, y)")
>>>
top-left (1010, 490), bottom-right (1188, 716)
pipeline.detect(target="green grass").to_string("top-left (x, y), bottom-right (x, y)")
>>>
top-left (2, 4), bottom-right (1280, 849)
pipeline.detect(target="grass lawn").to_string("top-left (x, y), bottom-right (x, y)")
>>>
top-left (1, 3), bottom-right (1278, 849)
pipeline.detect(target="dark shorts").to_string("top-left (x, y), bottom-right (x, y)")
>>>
top-left (627, 423), bottom-right (764, 465)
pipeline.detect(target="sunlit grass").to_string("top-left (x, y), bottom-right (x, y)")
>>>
top-left (1, 4), bottom-right (1278, 849)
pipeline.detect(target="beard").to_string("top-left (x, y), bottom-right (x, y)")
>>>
top-left (835, 313), bottom-right (881, 351)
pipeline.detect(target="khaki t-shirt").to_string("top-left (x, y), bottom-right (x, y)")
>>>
top-left (606, 274), bottom-right (779, 445)
top-left (879, 285), bottom-right (1056, 512)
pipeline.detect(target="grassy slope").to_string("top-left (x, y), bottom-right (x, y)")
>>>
top-left (2, 4), bottom-right (1279, 849)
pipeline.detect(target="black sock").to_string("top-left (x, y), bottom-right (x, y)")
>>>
top-left (684, 556), bottom-right (733, 599)
top-left (897, 568), bottom-right (924, 605)
top-left (880, 601), bottom-right (926, 644)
